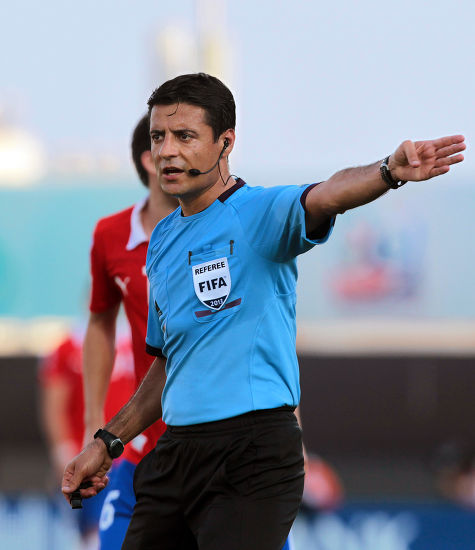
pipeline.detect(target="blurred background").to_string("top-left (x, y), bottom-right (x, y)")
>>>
top-left (1, 0), bottom-right (474, 548)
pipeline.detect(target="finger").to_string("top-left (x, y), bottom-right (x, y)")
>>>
top-left (62, 464), bottom-right (90, 495)
top-left (436, 143), bottom-right (466, 158)
top-left (431, 134), bottom-right (465, 149)
top-left (402, 140), bottom-right (420, 167)
top-left (429, 166), bottom-right (450, 178)
top-left (84, 474), bottom-right (109, 495)
top-left (65, 475), bottom-right (108, 500)
top-left (80, 481), bottom-right (108, 498)
top-left (61, 469), bottom-right (78, 495)
top-left (434, 153), bottom-right (464, 167)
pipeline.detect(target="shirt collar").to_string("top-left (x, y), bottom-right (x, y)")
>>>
top-left (126, 195), bottom-right (149, 250)
top-left (217, 178), bottom-right (245, 203)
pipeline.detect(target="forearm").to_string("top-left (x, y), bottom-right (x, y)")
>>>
top-left (306, 161), bottom-right (387, 221)
top-left (104, 356), bottom-right (166, 444)
top-left (324, 161), bottom-right (388, 212)
top-left (41, 382), bottom-right (72, 445)
top-left (83, 308), bottom-right (118, 436)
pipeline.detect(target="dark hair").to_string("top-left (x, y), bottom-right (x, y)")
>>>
top-left (131, 114), bottom-right (151, 187)
top-left (147, 73), bottom-right (236, 142)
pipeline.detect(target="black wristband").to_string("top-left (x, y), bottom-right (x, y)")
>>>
top-left (94, 428), bottom-right (125, 459)
top-left (380, 156), bottom-right (407, 189)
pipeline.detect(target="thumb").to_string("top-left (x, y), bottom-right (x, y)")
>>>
top-left (61, 464), bottom-right (81, 494)
top-left (401, 140), bottom-right (420, 167)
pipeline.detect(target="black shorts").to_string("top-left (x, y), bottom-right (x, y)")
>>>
top-left (122, 407), bottom-right (304, 550)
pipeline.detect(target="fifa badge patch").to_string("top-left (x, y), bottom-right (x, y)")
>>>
top-left (192, 257), bottom-right (231, 311)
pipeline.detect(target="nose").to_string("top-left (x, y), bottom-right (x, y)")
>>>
top-left (159, 134), bottom-right (178, 159)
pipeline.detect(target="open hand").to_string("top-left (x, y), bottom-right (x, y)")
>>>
top-left (390, 135), bottom-right (465, 182)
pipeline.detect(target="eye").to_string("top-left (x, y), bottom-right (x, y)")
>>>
top-left (180, 132), bottom-right (191, 141)
top-left (151, 133), bottom-right (163, 143)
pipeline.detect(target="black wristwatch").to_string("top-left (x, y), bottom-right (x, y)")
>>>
top-left (380, 156), bottom-right (407, 189)
top-left (94, 429), bottom-right (125, 459)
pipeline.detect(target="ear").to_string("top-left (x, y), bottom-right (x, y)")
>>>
top-left (140, 150), bottom-right (155, 176)
top-left (222, 129), bottom-right (236, 157)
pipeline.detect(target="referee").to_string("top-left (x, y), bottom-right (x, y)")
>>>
top-left (62, 73), bottom-right (465, 550)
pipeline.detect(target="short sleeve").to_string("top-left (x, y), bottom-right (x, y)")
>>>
top-left (238, 184), bottom-right (335, 262)
top-left (89, 223), bottom-right (121, 313)
top-left (145, 292), bottom-right (164, 357)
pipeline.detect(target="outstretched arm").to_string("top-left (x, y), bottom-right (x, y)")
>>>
top-left (305, 134), bottom-right (466, 232)
top-left (62, 355), bottom-right (167, 501)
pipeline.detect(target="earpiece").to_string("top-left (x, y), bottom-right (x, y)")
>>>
top-left (188, 139), bottom-right (230, 177)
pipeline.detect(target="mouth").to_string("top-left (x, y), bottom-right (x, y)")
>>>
top-left (162, 166), bottom-right (184, 177)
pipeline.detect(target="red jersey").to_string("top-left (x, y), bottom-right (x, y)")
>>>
top-left (39, 334), bottom-right (135, 455)
top-left (89, 198), bottom-right (167, 464)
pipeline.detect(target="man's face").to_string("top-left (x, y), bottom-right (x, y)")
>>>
top-left (149, 103), bottom-right (222, 199)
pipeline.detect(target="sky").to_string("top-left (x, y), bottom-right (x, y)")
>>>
top-left (1, 0), bottom-right (474, 182)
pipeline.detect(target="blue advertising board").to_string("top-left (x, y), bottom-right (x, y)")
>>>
top-left (294, 501), bottom-right (475, 550)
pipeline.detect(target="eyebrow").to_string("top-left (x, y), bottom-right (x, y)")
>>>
top-left (150, 128), bottom-right (199, 138)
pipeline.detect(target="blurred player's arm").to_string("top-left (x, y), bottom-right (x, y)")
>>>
top-left (40, 376), bottom-right (76, 480)
top-left (304, 135), bottom-right (465, 233)
top-left (82, 304), bottom-right (120, 444)
top-left (62, 355), bottom-right (166, 500)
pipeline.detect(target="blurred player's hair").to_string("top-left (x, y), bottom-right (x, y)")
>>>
top-left (147, 73), bottom-right (236, 142)
top-left (131, 114), bottom-right (151, 187)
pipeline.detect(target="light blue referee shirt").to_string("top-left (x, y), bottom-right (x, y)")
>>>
top-left (145, 180), bottom-right (335, 425)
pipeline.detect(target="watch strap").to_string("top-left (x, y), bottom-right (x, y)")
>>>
top-left (380, 156), bottom-right (407, 189)
top-left (94, 428), bottom-right (124, 458)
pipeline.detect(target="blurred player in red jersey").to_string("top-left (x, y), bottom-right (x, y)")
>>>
top-left (82, 114), bottom-right (178, 549)
top-left (39, 330), bottom-right (134, 548)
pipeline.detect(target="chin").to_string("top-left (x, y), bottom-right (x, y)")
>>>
top-left (160, 180), bottom-right (186, 197)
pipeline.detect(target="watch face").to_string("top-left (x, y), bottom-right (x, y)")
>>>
top-left (109, 438), bottom-right (124, 458)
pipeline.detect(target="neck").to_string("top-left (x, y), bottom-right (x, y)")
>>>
top-left (141, 181), bottom-right (178, 238)
top-left (180, 169), bottom-right (234, 217)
